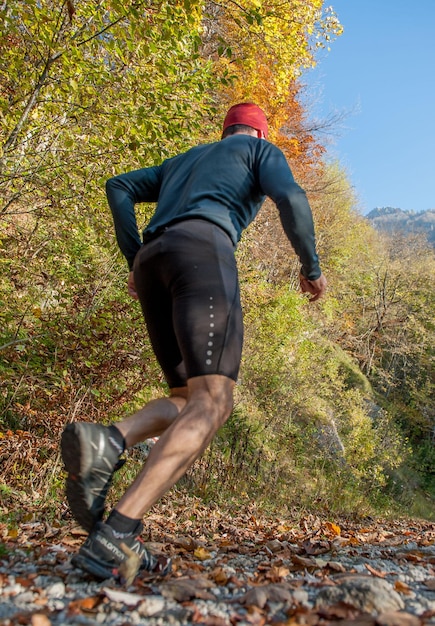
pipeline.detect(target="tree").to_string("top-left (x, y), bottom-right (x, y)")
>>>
top-left (0, 0), bottom-right (218, 449)
top-left (1, 0), bottom-right (216, 217)
top-left (202, 0), bottom-right (342, 108)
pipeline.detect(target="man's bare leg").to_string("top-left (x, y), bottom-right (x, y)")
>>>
top-left (61, 388), bottom-right (187, 532)
top-left (115, 387), bottom-right (188, 448)
top-left (114, 374), bottom-right (234, 519)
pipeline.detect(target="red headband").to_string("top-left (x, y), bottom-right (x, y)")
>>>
top-left (222, 103), bottom-right (268, 139)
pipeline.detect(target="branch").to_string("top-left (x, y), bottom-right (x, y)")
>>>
top-left (1, 52), bottom-right (62, 159)
top-left (0, 334), bottom-right (44, 351)
top-left (1, 0), bottom-right (148, 165)
top-left (74, 0), bottom-right (150, 47)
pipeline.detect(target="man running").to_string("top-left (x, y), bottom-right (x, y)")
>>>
top-left (61, 103), bottom-right (327, 583)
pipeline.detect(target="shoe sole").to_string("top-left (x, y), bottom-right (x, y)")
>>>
top-left (72, 552), bottom-right (119, 581)
top-left (72, 549), bottom-right (171, 582)
top-left (61, 424), bottom-right (102, 532)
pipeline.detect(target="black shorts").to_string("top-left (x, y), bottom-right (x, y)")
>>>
top-left (133, 219), bottom-right (243, 388)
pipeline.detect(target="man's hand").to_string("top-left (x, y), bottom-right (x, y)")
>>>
top-left (299, 272), bottom-right (327, 302)
top-left (128, 271), bottom-right (138, 300)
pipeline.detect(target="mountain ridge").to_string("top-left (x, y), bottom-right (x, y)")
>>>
top-left (366, 207), bottom-right (435, 247)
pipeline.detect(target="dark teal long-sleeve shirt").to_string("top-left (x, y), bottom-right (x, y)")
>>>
top-left (106, 134), bottom-right (321, 280)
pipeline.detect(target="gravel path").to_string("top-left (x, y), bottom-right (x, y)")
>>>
top-left (1, 513), bottom-right (435, 625)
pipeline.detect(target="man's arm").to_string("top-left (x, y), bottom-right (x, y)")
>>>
top-left (106, 166), bottom-right (162, 270)
top-left (257, 145), bottom-right (324, 289)
top-left (275, 182), bottom-right (321, 281)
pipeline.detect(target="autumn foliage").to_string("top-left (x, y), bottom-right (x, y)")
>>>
top-left (1, 0), bottom-right (434, 526)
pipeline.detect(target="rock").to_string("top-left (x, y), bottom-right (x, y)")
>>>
top-left (137, 595), bottom-right (166, 617)
top-left (241, 586), bottom-right (269, 609)
top-left (44, 581), bottom-right (66, 599)
top-left (315, 414), bottom-right (345, 460)
top-left (266, 539), bottom-right (285, 553)
top-left (3, 516), bottom-right (435, 625)
top-left (315, 575), bottom-right (405, 615)
top-left (292, 588), bottom-right (310, 607)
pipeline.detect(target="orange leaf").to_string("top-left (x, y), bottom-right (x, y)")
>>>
top-left (211, 567), bottom-right (229, 585)
top-left (325, 521), bottom-right (341, 536)
top-left (394, 580), bottom-right (413, 595)
top-left (68, 596), bottom-right (101, 613)
top-left (365, 563), bottom-right (387, 578)
top-left (31, 614), bottom-right (52, 626)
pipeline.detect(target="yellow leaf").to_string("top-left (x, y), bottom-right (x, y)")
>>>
top-left (193, 546), bottom-right (212, 561)
top-left (8, 528), bottom-right (19, 539)
top-left (268, 565), bottom-right (290, 579)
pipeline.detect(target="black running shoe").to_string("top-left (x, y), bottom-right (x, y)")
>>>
top-left (71, 521), bottom-right (171, 584)
top-left (61, 422), bottom-right (125, 532)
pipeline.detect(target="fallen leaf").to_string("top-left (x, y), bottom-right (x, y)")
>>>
top-left (210, 566), bottom-right (229, 585)
top-left (67, 596), bottom-right (101, 613)
top-left (245, 605), bottom-right (267, 625)
top-left (377, 610), bottom-right (420, 626)
top-left (16, 575), bottom-right (36, 587)
top-left (161, 578), bottom-right (215, 602)
top-left (160, 581), bottom-right (196, 602)
top-left (241, 586), bottom-right (268, 609)
top-left (327, 561), bottom-right (347, 573)
top-left (119, 541), bottom-right (142, 585)
top-left (317, 602), bottom-right (364, 620)
top-left (31, 615), bottom-right (52, 626)
top-left (396, 551), bottom-right (422, 563)
top-left (286, 605), bottom-right (320, 626)
top-left (325, 521), bottom-right (341, 536)
top-left (265, 564), bottom-right (290, 581)
top-left (193, 546), bottom-right (212, 561)
top-left (61, 538), bottom-right (83, 547)
top-left (266, 584), bottom-right (294, 603)
top-left (365, 563), bottom-right (387, 578)
top-left (291, 554), bottom-right (317, 570)
top-left (7, 528), bottom-right (18, 539)
top-left (266, 539), bottom-right (284, 553)
top-left (103, 587), bottom-right (144, 607)
top-left (394, 580), bottom-right (413, 595)
top-left (68, 527), bottom-right (88, 537)
top-left (276, 522), bottom-right (294, 533)
top-left (191, 612), bottom-right (229, 625)
top-left (302, 540), bottom-right (331, 556)
top-left (173, 536), bottom-right (198, 551)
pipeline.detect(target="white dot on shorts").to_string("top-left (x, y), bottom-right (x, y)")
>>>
top-left (209, 332), bottom-right (214, 337)
top-left (206, 359), bottom-right (212, 365)
top-left (210, 323), bottom-right (214, 328)
top-left (207, 350), bottom-right (212, 356)
top-left (208, 341), bottom-right (213, 346)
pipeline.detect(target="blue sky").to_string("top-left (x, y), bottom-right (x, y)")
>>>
top-left (305, 0), bottom-right (435, 215)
